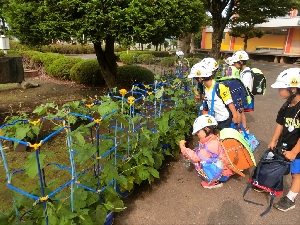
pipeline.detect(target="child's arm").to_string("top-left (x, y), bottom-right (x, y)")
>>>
top-left (268, 123), bottom-right (283, 149)
top-left (179, 140), bottom-right (200, 163)
top-left (227, 103), bottom-right (239, 124)
top-left (284, 138), bottom-right (300, 161)
top-left (219, 84), bottom-right (238, 124)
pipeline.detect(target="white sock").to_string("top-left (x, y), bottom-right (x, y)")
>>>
top-left (286, 190), bottom-right (298, 202)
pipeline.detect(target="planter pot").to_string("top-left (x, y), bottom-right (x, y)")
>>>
top-left (24, 69), bottom-right (39, 78)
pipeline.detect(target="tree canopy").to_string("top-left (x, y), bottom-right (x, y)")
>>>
top-left (3, 0), bottom-right (205, 88)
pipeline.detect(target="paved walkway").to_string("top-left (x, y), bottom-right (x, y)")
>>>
top-left (111, 61), bottom-right (300, 225)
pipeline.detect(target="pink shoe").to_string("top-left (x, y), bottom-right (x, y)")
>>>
top-left (201, 181), bottom-right (223, 189)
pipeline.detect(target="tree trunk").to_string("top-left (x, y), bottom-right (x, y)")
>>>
top-left (209, 0), bottom-right (235, 59)
top-left (177, 33), bottom-right (192, 54)
top-left (190, 33), bottom-right (195, 54)
top-left (243, 37), bottom-right (248, 51)
top-left (210, 28), bottom-right (225, 59)
top-left (94, 36), bottom-right (117, 89)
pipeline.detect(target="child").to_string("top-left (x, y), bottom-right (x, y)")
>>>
top-left (179, 114), bottom-right (234, 189)
top-left (267, 68), bottom-right (300, 212)
top-left (188, 62), bottom-right (239, 130)
top-left (231, 51), bottom-right (252, 132)
top-left (225, 57), bottom-right (240, 79)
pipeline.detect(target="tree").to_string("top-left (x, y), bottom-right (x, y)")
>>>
top-left (4, 0), bottom-right (205, 88)
top-left (0, 0), bottom-right (8, 34)
top-left (202, 0), bottom-right (300, 59)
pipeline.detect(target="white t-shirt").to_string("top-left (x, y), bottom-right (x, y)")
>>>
top-left (240, 67), bottom-right (253, 92)
top-left (204, 80), bottom-right (233, 122)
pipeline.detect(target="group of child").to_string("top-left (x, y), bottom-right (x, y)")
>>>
top-left (178, 51), bottom-right (300, 213)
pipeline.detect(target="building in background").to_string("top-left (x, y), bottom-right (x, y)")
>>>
top-left (201, 9), bottom-right (300, 56)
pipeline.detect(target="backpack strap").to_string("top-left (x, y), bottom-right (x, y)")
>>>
top-left (208, 82), bottom-right (218, 116)
top-left (243, 182), bottom-right (264, 205)
top-left (195, 143), bottom-right (221, 164)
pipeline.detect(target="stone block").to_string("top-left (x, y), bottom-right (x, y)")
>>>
top-left (0, 57), bottom-right (24, 84)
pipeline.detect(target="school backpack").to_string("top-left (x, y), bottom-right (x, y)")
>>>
top-left (219, 127), bottom-right (256, 177)
top-left (244, 68), bottom-right (266, 95)
top-left (243, 149), bottom-right (290, 216)
top-left (194, 143), bottom-right (223, 183)
top-left (214, 77), bottom-right (252, 110)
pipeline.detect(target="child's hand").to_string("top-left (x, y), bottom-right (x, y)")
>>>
top-left (283, 151), bottom-right (297, 161)
top-left (179, 140), bottom-right (186, 148)
top-left (268, 141), bottom-right (276, 150)
top-left (232, 114), bottom-right (239, 124)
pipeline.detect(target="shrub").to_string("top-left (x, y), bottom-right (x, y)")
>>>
top-left (0, 50), bottom-right (5, 57)
top-left (160, 57), bottom-right (175, 67)
top-left (9, 40), bottom-right (31, 51)
top-left (136, 54), bottom-right (155, 64)
top-left (116, 65), bottom-right (154, 88)
top-left (6, 50), bottom-right (22, 56)
top-left (40, 44), bottom-right (95, 54)
top-left (186, 57), bottom-right (201, 67)
top-left (39, 53), bottom-right (65, 69)
top-left (70, 59), bottom-right (105, 85)
top-left (46, 57), bottom-right (84, 80)
top-left (151, 51), bottom-right (170, 58)
top-left (119, 53), bottom-right (137, 65)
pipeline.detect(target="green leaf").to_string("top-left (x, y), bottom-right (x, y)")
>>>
top-left (25, 152), bottom-right (38, 178)
top-left (148, 167), bottom-right (159, 178)
top-left (155, 87), bottom-right (164, 99)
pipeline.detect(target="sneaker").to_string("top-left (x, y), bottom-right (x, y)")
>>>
top-left (273, 196), bottom-right (295, 212)
top-left (201, 181), bottom-right (223, 189)
top-left (252, 186), bottom-right (266, 193)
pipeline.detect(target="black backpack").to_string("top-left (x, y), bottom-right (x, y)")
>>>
top-left (243, 149), bottom-right (290, 216)
top-left (244, 68), bottom-right (266, 95)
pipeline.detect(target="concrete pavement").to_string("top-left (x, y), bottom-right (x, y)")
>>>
top-left (112, 61), bottom-right (300, 225)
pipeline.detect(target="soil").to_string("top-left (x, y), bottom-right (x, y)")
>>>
top-left (1, 57), bottom-right (300, 224)
top-left (0, 72), bottom-right (107, 124)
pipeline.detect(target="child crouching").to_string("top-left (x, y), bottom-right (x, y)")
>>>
top-left (179, 114), bottom-right (234, 189)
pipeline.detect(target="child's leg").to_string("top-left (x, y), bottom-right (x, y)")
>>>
top-left (287, 173), bottom-right (300, 201)
top-left (240, 109), bottom-right (247, 128)
top-left (274, 159), bottom-right (300, 212)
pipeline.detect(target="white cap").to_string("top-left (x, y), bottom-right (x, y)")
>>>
top-left (271, 68), bottom-right (300, 88)
top-left (225, 57), bottom-right (234, 66)
top-left (192, 115), bottom-right (218, 135)
top-left (200, 57), bottom-right (219, 71)
top-left (176, 51), bottom-right (184, 56)
top-left (232, 50), bottom-right (249, 61)
top-left (188, 62), bottom-right (213, 78)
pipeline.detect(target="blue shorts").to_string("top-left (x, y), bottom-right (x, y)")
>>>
top-left (219, 176), bottom-right (230, 182)
top-left (290, 159), bottom-right (300, 174)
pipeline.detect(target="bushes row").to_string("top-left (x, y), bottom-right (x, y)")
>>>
top-left (17, 50), bottom-right (154, 87)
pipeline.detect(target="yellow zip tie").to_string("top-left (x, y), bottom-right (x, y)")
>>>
top-left (97, 189), bottom-right (101, 193)
top-left (0, 129), bottom-right (2, 136)
top-left (94, 118), bottom-right (102, 124)
top-left (96, 156), bottom-right (101, 160)
top-left (147, 92), bottom-right (152, 95)
top-left (75, 180), bottom-right (80, 184)
top-left (29, 119), bottom-right (40, 126)
top-left (40, 195), bottom-right (49, 202)
top-left (29, 141), bottom-right (43, 150)
top-left (86, 103), bottom-right (94, 108)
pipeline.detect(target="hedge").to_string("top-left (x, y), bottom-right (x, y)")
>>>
top-left (70, 59), bottom-right (105, 85)
top-left (116, 65), bottom-right (154, 88)
top-left (46, 57), bottom-right (84, 80)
